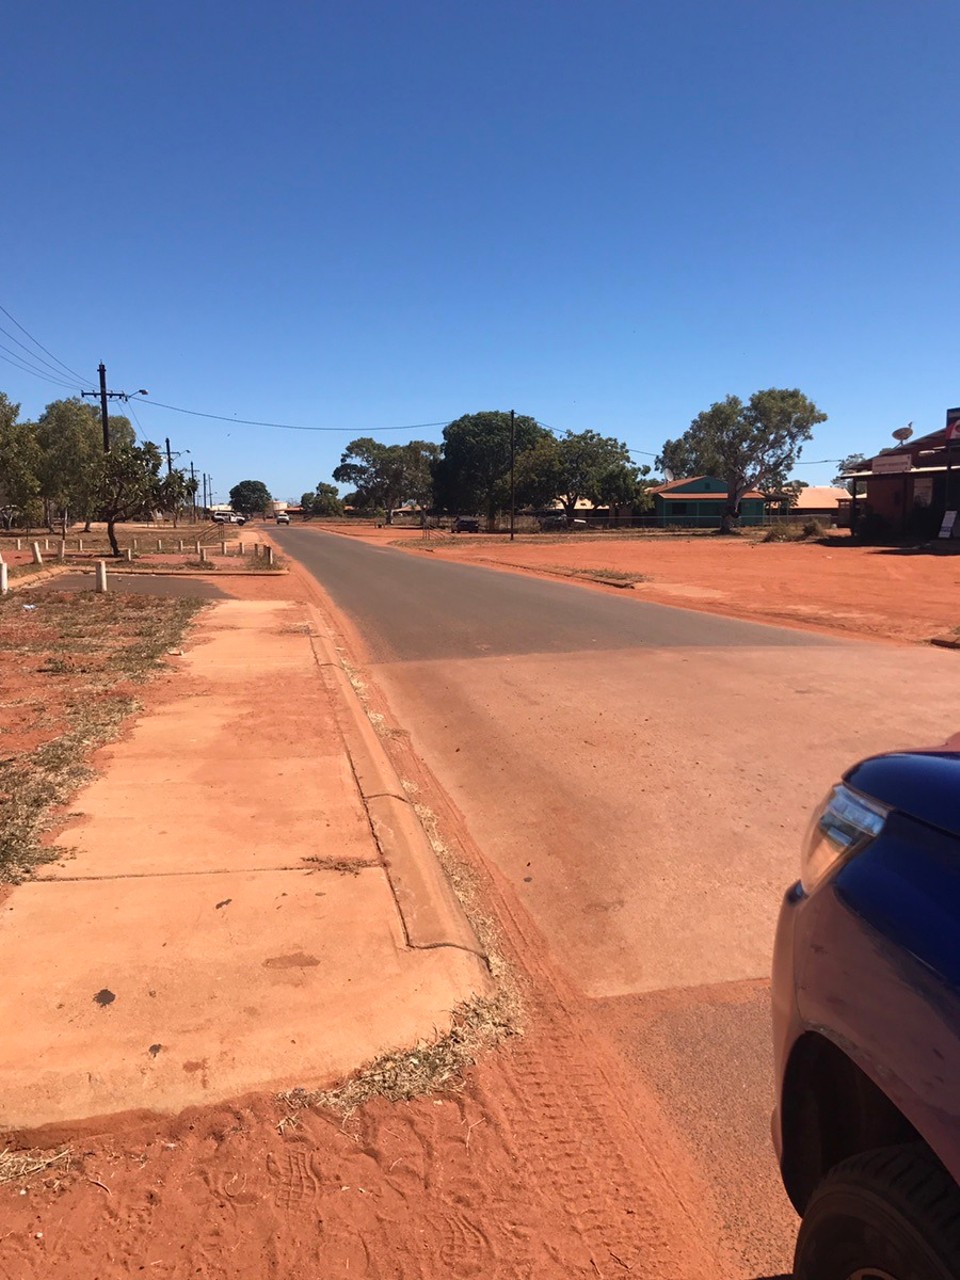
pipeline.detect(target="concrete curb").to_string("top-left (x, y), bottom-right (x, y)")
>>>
top-left (306, 608), bottom-right (484, 959)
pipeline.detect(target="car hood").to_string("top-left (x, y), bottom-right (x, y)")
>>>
top-left (845, 750), bottom-right (960, 841)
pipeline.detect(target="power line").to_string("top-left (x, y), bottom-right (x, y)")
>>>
top-left (129, 394), bottom-right (449, 434)
top-left (0, 345), bottom-right (79, 390)
top-left (0, 302), bottom-right (86, 382)
top-left (0, 321), bottom-right (85, 384)
top-left (126, 397), bottom-right (145, 435)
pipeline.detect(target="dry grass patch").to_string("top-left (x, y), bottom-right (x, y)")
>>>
top-left (0, 1147), bottom-right (71, 1187)
top-left (0, 589), bottom-right (204, 881)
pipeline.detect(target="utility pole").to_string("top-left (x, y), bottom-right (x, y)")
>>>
top-left (509, 409), bottom-right (516, 542)
top-left (165, 437), bottom-right (173, 475)
top-left (98, 363), bottom-right (110, 453)
top-left (190, 461), bottom-right (197, 521)
top-left (81, 365), bottom-right (149, 453)
top-left (202, 473), bottom-right (208, 513)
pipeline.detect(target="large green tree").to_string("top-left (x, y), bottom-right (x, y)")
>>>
top-left (229, 479), bottom-right (272, 516)
top-left (657, 389), bottom-right (826, 532)
top-left (432, 411), bottom-right (550, 528)
top-left (35, 398), bottom-right (134, 531)
top-left (333, 438), bottom-right (439, 521)
top-left (553, 429), bottom-right (639, 519)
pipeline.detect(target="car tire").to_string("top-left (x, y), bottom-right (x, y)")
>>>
top-left (794, 1143), bottom-right (960, 1280)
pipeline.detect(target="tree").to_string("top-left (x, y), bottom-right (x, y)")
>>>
top-left (599, 461), bottom-right (652, 521)
top-left (0, 394), bottom-right (42, 529)
top-left (96, 441), bottom-right (165, 557)
top-left (333, 438), bottom-right (439, 521)
top-left (760, 477), bottom-right (807, 516)
top-left (657, 389), bottom-right (827, 532)
top-left (513, 435), bottom-right (562, 509)
top-left (301, 483), bottom-right (344, 517)
top-left (229, 479), bottom-right (272, 516)
top-left (34, 399), bottom-right (135, 532)
top-left (553, 430), bottom-right (638, 520)
top-left (157, 468), bottom-right (198, 526)
top-left (432, 411), bottom-right (550, 528)
top-left (833, 454), bottom-right (868, 494)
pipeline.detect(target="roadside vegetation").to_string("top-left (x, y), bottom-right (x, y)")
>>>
top-left (0, 589), bottom-right (204, 882)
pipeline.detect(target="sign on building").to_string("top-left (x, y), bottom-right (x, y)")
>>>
top-left (947, 407), bottom-right (960, 441)
top-left (871, 454), bottom-right (913, 474)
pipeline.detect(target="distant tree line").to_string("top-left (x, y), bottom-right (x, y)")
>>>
top-left (0, 392), bottom-right (197, 554)
top-left (312, 412), bottom-right (651, 528)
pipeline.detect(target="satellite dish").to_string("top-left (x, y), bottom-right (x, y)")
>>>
top-left (892, 422), bottom-right (914, 444)
top-left (663, 468), bottom-right (675, 482)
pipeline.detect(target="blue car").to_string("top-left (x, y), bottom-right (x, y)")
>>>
top-left (772, 743), bottom-right (960, 1279)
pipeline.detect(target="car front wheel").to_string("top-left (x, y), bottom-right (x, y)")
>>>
top-left (794, 1143), bottom-right (960, 1280)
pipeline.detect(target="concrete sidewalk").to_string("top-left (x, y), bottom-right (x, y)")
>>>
top-left (0, 600), bottom-right (489, 1132)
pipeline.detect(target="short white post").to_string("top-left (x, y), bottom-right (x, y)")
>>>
top-left (237, 540), bottom-right (244, 555)
top-left (157, 538), bottom-right (163, 552)
top-left (95, 560), bottom-right (108, 593)
top-left (125, 547), bottom-right (133, 562)
top-left (133, 538), bottom-right (139, 550)
top-left (220, 540), bottom-right (227, 556)
top-left (58, 540), bottom-right (66, 562)
top-left (200, 546), bottom-right (208, 563)
top-left (32, 541), bottom-right (43, 566)
top-left (178, 539), bottom-right (184, 552)
top-left (194, 540), bottom-right (201, 555)
top-left (266, 545), bottom-right (274, 566)
top-left (15, 538), bottom-right (21, 551)
top-left (0, 562), bottom-right (7, 595)
top-left (77, 537), bottom-right (83, 551)
top-left (254, 543), bottom-right (261, 557)
top-left (44, 537), bottom-right (50, 551)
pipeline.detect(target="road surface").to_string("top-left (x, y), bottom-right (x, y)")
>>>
top-left (274, 525), bottom-right (960, 1275)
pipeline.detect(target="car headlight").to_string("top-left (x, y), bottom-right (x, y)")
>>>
top-left (800, 783), bottom-right (889, 895)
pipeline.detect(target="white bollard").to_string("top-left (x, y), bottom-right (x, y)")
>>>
top-left (220, 540), bottom-right (227, 556)
top-left (194, 540), bottom-right (201, 555)
top-left (95, 560), bottom-right (108, 593)
top-left (238, 540), bottom-right (244, 555)
top-left (266, 545), bottom-right (274, 566)
top-left (0, 562), bottom-right (7, 595)
top-left (157, 539), bottom-right (163, 552)
top-left (44, 537), bottom-right (50, 551)
top-left (58, 540), bottom-right (66, 562)
top-left (178, 539), bottom-right (184, 552)
top-left (125, 548), bottom-right (133, 562)
top-left (133, 538), bottom-right (139, 550)
top-left (200, 546), bottom-right (208, 563)
top-left (77, 537), bottom-right (83, 551)
top-left (32, 541), bottom-right (43, 566)
top-left (15, 538), bottom-right (21, 551)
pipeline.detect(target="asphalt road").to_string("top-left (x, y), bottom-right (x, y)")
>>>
top-left (274, 526), bottom-right (960, 1276)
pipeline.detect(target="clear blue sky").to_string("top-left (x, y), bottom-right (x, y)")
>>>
top-left (3, 1), bottom-right (958, 502)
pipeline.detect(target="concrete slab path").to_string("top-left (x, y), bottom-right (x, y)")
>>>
top-left (0, 600), bottom-right (488, 1131)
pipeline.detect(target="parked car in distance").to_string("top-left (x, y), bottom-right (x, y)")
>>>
top-left (539, 514), bottom-right (589, 531)
top-left (772, 741), bottom-right (960, 1279)
top-left (212, 512), bottom-right (246, 525)
top-left (275, 513), bottom-right (290, 525)
top-left (452, 516), bottom-right (481, 532)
